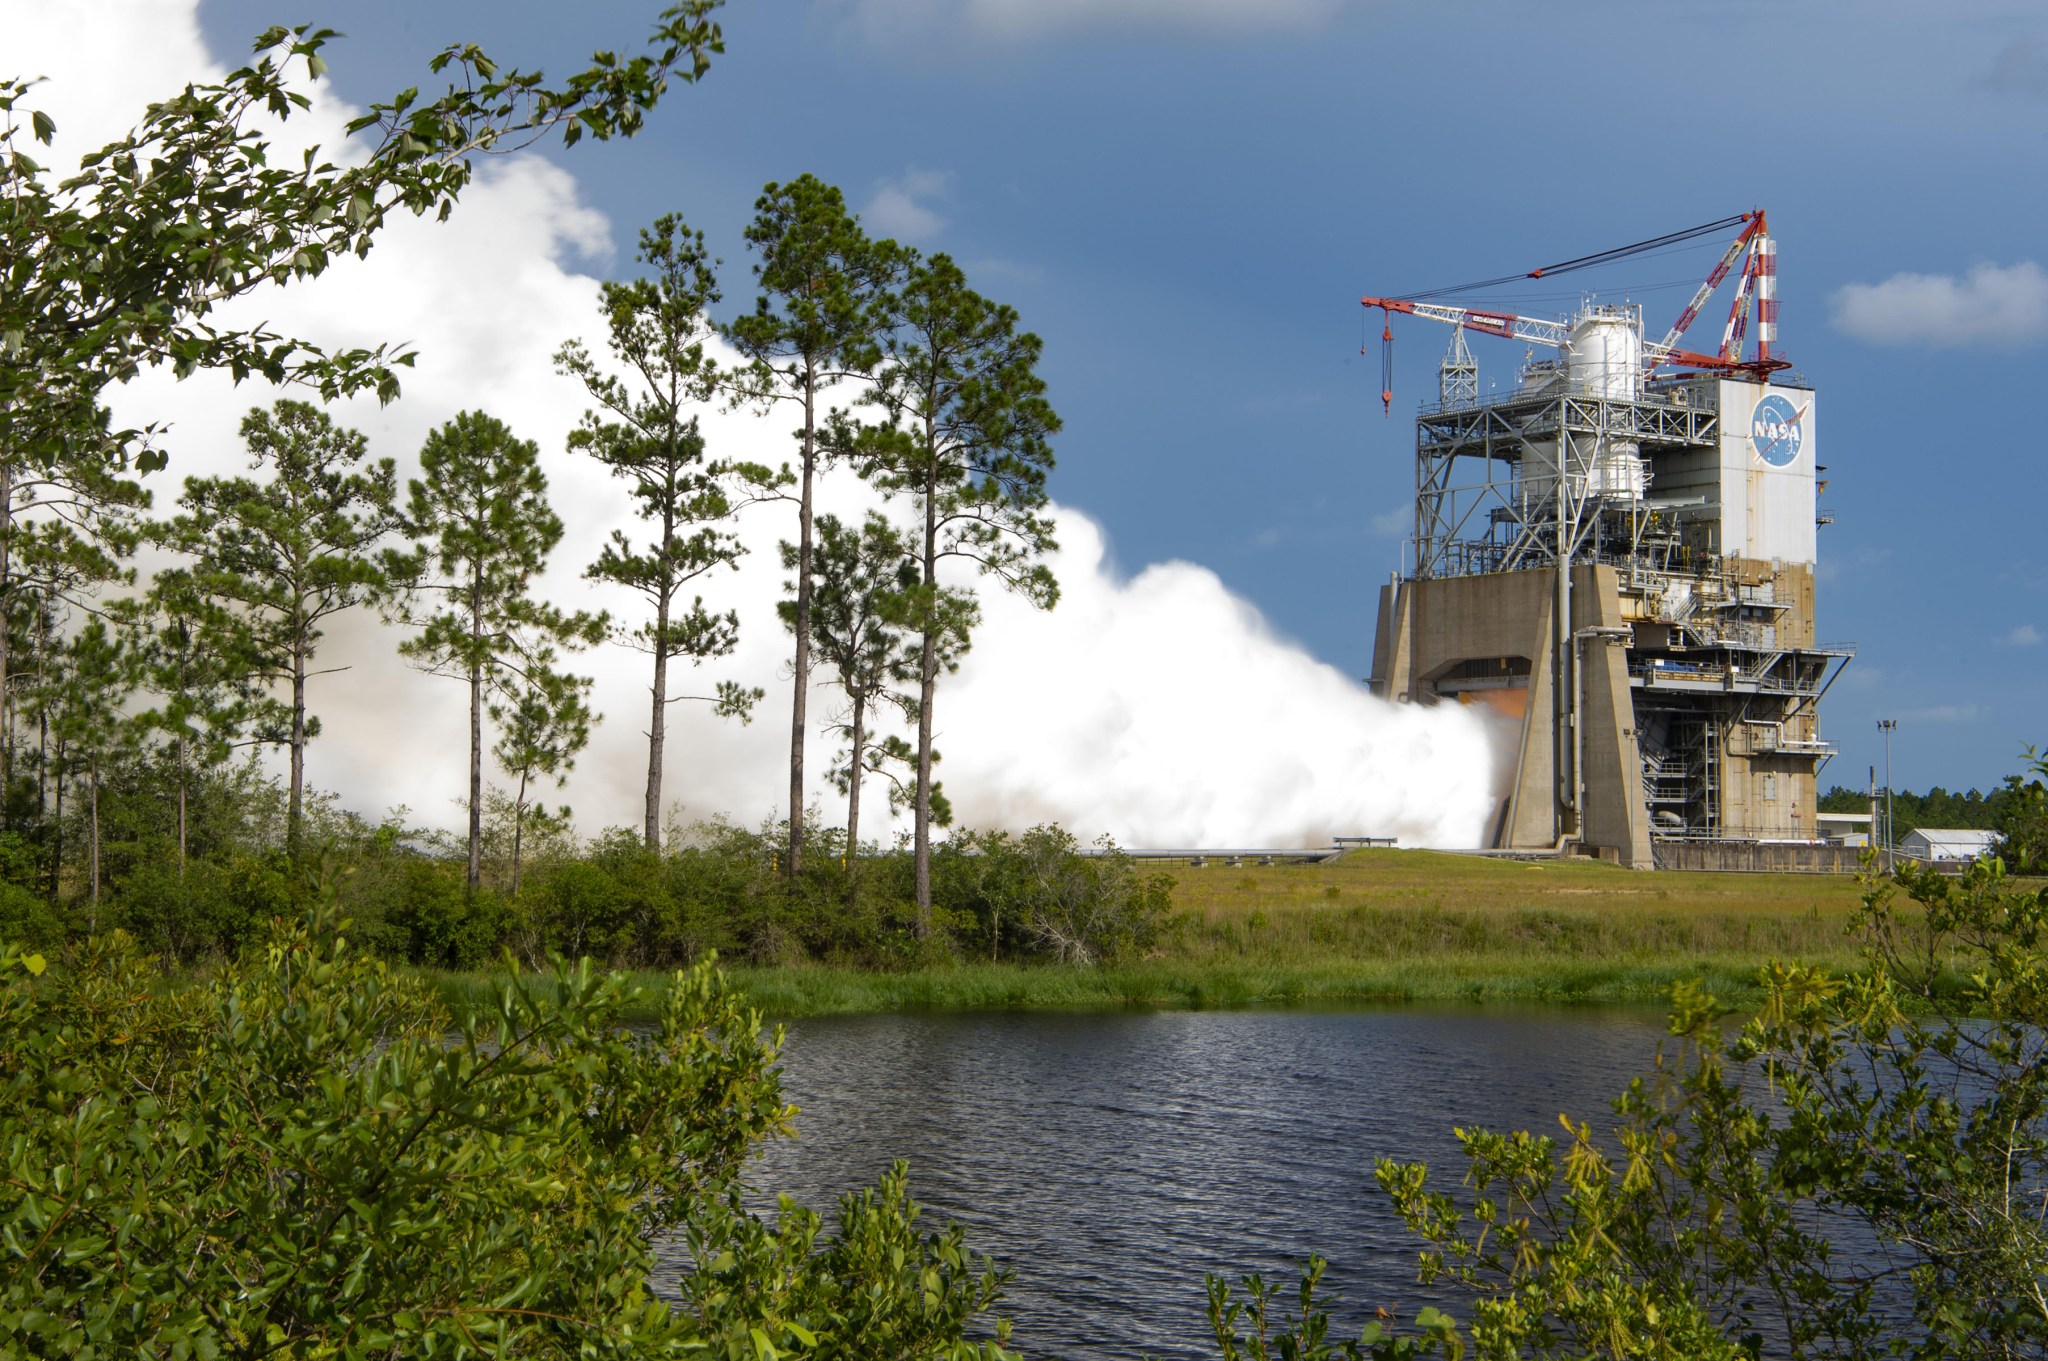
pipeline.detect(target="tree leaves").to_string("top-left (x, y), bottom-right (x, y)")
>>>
top-left (3, 5), bottom-right (725, 483)
top-left (0, 907), bottom-right (1016, 1357)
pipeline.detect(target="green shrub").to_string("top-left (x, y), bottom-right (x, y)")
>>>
top-left (1995, 744), bottom-right (2048, 874)
top-left (0, 912), bottom-right (1017, 1357)
top-left (936, 826), bottom-right (1173, 965)
top-left (110, 861), bottom-right (216, 961)
top-left (381, 858), bottom-right (506, 967)
top-left (671, 821), bottom-right (802, 964)
top-left (0, 880), bottom-right (59, 949)
top-left (524, 857), bottom-right (635, 963)
top-left (110, 852), bottom-right (311, 962)
top-left (0, 829), bottom-right (45, 892)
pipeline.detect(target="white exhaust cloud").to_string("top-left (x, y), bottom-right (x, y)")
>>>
top-left (939, 525), bottom-right (1506, 847)
top-left (18, 0), bottom-right (1503, 851)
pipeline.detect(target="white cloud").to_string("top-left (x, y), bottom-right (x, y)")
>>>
top-left (961, 257), bottom-right (1045, 287)
top-left (19, 0), bottom-right (1504, 851)
top-left (1899, 704), bottom-right (1985, 726)
top-left (9, 1), bottom-right (214, 154)
top-left (2003, 559), bottom-right (2048, 594)
top-left (1830, 261), bottom-right (2048, 348)
top-left (2005, 623), bottom-right (2042, 646)
top-left (861, 167), bottom-right (951, 242)
top-left (827, 0), bottom-right (1340, 45)
top-left (1369, 507), bottom-right (1408, 538)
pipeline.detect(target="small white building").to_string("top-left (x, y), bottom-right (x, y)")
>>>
top-left (1899, 828), bottom-right (2002, 864)
top-left (1815, 811), bottom-right (1872, 847)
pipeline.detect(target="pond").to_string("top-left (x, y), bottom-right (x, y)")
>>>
top-left (660, 1005), bottom-right (1673, 1359)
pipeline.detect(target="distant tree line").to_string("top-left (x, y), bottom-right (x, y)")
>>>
top-left (0, 750), bottom-right (1173, 971)
top-left (1821, 759), bottom-right (2047, 870)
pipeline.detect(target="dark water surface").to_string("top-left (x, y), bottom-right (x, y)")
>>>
top-left (664, 1006), bottom-right (1670, 1360)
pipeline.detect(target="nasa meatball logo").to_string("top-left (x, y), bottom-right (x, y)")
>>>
top-left (1750, 393), bottom-right (1805, 467)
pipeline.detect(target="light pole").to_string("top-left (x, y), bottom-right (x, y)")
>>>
top-left (1877, 718), bottom-right (1898, 868)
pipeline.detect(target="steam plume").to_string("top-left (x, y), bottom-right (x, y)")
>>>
top-left (21, 0), bottom-right (1506, 849)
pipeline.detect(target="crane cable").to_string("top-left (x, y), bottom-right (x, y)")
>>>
top-left (1391, 213), bottom-right (1754, 302)
top-left (1370, 212), bottom-right (1757, 415)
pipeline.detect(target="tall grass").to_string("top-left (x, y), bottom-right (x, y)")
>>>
top-left (421, 849), bottom-right (1877, 1019)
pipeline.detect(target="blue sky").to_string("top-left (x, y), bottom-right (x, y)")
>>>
top-left (191, 0), bottom-right (2048, 800)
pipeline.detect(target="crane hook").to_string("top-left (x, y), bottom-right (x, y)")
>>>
top-left (1380, 313), bottom-right (1394, 416)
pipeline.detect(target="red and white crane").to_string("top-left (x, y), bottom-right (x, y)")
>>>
top-left (1362, 211), bottom-right (1788, 414)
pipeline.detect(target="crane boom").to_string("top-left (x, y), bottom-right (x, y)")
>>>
top-left (1360, 211), bottom-right (1788, 413)
top-left (1654, 213), bottom-right (1762, 354)
top-left (1720, 251), bottom-right (1757, 362)
top-left (1360, 298), bottom-right (1571, 349)
top-left (1359, 297), bottom-right (1724, 372)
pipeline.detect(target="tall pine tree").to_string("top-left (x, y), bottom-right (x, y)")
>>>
top-left (854, 253), bottom-right (1059, 926)
top-left (155, 401), bottom-right (402, 857)
top-left (725, 176), bottom-right (898, 878)
top-left (557, 215), bottom-right (762, 851)
top-left (396, 412), bottom-right (603, 891)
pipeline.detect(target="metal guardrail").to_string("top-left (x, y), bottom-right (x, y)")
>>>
top-left (1089, 847), bottom-right (1351, 866)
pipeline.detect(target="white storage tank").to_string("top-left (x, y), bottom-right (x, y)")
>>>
top-left (1566, 307), bottom-right (1642, 399)
top-left (1516, 437), bottom-right (1591, 507)
top-left (1592, 439), bottom-right (1646, 499)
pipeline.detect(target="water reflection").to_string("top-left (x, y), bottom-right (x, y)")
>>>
top-left (660, 1006), bottom-right (1668, 1360)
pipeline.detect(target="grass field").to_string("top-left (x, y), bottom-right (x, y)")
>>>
top-left (1168, 848), bottom-right (1871, 962)
top-left (425, 849), bottom-right (1883, 1020)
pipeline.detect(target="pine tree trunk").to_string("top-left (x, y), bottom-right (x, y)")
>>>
top-left (468, 656), bottom-right (483, 893)
top-left (846, 694), bottom-right (866, 867)
top-left (0, 458), bottom-right (12, 798)
top-left (88, 761), bottom-right (100, 928)
top-left (288, 633), bottom-right (307, 859)
top-left (915, 634), bottom-right (937, 929)
top-left (467, 558), bottom-right (484, 894)
top-left (788, 377), bottom-right (817, 879)
top-left (914, 457), bottom-right (939, 931)
top-left (512, 769), bottom-right (529, 898)
top-left (49, 740), bottom-right (62, 903)
top-left (646, 591), bottom-right (670, 852)
top-left (177, 733), bottom-right (188, 880)
top-left (846, 694), bottom-right (866, 909)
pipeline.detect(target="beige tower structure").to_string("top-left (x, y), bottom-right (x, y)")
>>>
top-left (1366, 297), bottom-right (1850, 867)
